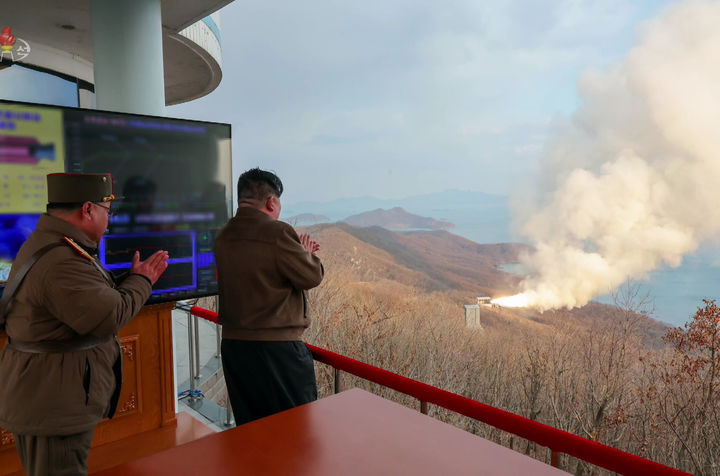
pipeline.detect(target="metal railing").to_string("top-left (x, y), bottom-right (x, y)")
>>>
top-left (182, 304), bottom-right (689, 476)
top-left (176, 302), bottom-right (233, 427)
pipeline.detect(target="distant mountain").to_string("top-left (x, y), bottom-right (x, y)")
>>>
top-left (342, 207), bottom-right (454, 230)
top-left (285, 213), bottom-right (329, 225)
top-left (283, 189), bottom-right (512, 244)
top-left (284, 189), bottom-right (506, 221)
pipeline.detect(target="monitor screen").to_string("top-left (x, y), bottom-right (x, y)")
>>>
top-left (0, 99), bottom-right (232, 304)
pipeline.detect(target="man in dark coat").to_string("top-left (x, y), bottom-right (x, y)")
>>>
top-left (0, 173), bottom-right (169, 476)
top-left (215, 168), bottom-right (324, 425)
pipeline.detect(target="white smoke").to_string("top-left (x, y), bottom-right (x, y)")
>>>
top-left (512, 0), bottom-right (720, 311)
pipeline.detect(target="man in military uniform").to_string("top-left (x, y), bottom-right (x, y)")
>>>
top-left (0, 173), bottom-right (169, 476)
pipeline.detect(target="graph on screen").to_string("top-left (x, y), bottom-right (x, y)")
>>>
top-left (100, 231), bottom-right (196, 293)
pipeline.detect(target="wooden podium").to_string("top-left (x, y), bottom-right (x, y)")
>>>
top-left (0, 303), bottom-right (177, 475)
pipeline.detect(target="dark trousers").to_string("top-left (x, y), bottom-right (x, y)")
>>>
top-left (221, 340), bottom-right (318, 425)
top-left (13, 430), bottom-right (95, 476)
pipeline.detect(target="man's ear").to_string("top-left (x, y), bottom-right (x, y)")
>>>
top-left (80, 201), bottom-right (94, 220)
top-left (265, 195), bottom-right (277, 213)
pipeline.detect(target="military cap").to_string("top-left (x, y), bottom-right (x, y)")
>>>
top-left (47, 173), bottom-right (118, 204)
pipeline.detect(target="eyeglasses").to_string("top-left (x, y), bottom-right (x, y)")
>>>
top-left (94, 202), bottom-right (115, 217)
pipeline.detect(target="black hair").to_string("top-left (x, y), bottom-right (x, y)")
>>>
top-left (236, 168), bottom-right (283, 203)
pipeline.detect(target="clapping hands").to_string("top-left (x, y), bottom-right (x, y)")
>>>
top-left (299, 233), bottom-right (320, 255)
top-left (130, 250), bottom-right (169, 285)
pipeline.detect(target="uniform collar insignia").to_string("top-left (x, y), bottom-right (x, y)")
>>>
top-left (63, 236), bottom-right (96, 262)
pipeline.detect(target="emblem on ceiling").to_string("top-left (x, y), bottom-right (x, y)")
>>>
top-left (0, 27), bottom-right (31, 62)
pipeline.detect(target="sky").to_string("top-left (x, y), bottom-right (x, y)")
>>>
top-left (168, 0), bottom-right (720, 325)
top-left (167, 0), bottom-right (679, 207)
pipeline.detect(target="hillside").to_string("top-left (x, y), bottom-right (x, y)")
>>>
top-left (342, 207), bottom-right (454, 230)
top-left (308, 222), bottom-right (528, 293)
top-left (301, 222), bottom-right (670, 347)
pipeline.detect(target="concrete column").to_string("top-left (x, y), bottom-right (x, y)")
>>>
top-left (90, 0), bottom-right (165, 115)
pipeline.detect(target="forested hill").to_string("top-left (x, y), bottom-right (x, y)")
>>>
top-left (301, 222), bottom-right (670, 346)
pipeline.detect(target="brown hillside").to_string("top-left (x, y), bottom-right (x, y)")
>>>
top-left (300, 222), bottom-right (670, 346)
top-left (307, 225), bottom-right (445, 291)
top-left (395, 230), bottom-right (532, 294)
top-left (305, 223), bottom-right (528, 294)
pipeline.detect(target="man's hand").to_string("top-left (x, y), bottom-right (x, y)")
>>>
top-left (299, 233), bottom-right (320, 255)
top-left (130, 250), bottom-right (169, 285)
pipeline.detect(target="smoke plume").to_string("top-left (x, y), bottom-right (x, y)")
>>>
top-left (512, 0), bottom-right (720, 311)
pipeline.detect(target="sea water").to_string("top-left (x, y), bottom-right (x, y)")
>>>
top-left (498, 256), bottom-right (720, 328)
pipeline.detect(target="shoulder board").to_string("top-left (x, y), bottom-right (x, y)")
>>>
top-left (63, 236), bottom-right (96, 262)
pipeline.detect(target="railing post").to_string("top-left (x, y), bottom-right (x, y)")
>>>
top-left (216, 323), bottom-right (222, 359)
top-left (551, 449), bottom-right (559, 468)
top-left (193, 314), bottom-right (201, 380)
top-left (186, 310), bottom-right (196, 397)
top-left (333, 368), bottom-right (341, 394)
top-left (225, 394), bottom-right (234, 427)
top-left (420, 400), bottom-right (428, 414)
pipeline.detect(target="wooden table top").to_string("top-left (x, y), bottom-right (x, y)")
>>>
top-left (97, 388), bottom-right (568, 475)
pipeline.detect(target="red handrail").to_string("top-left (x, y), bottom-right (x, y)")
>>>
top-left (189, 306), bottom-right (219, 324)
top-left (184, 305), bottom-right (688, 476)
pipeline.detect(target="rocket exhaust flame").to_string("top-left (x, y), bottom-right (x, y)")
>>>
top-left (510, 0), bottom-right (720, 311)
top-left (491, 294), bottom-right (531, 308)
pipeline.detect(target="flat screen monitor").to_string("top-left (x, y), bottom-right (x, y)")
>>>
top-left (0, 99), bottom-right (232, 304)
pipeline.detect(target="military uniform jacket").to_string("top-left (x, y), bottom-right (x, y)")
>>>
top-left (215, 207), bottom-right (324, 341)
top-left (0, 214), bottom-right (152, 436)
